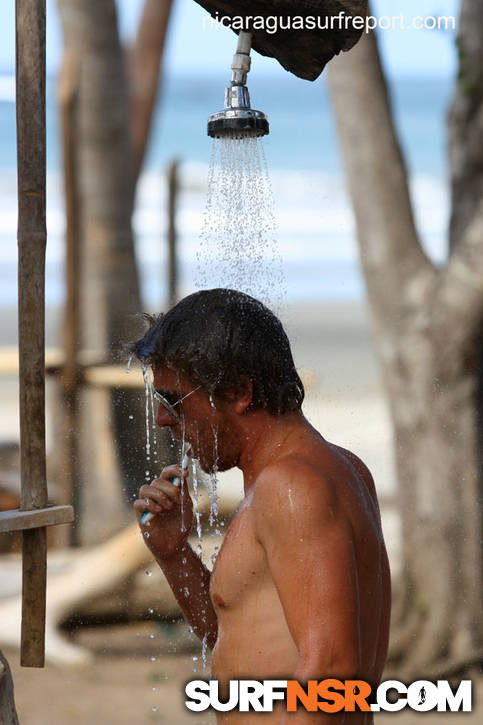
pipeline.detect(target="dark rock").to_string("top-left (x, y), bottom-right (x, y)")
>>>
top-left (194, 0), bottom-right (368, 80)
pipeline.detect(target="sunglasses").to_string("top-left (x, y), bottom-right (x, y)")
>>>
top-left (152, 385), bottom-right (202, 422)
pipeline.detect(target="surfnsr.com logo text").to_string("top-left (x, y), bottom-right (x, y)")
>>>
top-left (185, 679), bottom-right (472, 713)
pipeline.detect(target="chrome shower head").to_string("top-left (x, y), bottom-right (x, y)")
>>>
top-left (207, 84), bottom-right (269, 139)
top-left (207, 31), bottom-right (269, 140)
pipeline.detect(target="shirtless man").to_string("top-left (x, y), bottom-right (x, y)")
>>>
top-left (133, 289), bottom-right (391, 723)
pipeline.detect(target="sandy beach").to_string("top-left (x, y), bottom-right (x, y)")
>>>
top-left (6, 628), bottom-right (482, 725)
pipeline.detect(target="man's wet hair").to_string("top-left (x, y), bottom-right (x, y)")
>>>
top-left (132, 288), bottom-right (304, 415)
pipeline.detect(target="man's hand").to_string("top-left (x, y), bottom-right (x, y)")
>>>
top-left (134, 465), bottom-right (218, 647)
top-left (134, 464), bottom-right (193, 560)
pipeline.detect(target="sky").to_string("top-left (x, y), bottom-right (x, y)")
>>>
top-left (0, 0), bottom-right (459, 78)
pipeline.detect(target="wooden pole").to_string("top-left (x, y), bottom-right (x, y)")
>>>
top-left (16, 0), bottom-right (47, 667)
top-left (130, 0), bottom-right (175, 182)
top-left (59, 52), bottom-right (81, 546)
top-left (167, 160), bottom-right (179, 308)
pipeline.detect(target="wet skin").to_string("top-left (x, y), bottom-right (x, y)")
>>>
top-left (135, 366), bottom-right (391, 724)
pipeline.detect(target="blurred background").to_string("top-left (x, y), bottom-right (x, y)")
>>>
top-left (2, 1), bottom-right (482, 723)
top-left (0, 0), bottom-right (457, 314)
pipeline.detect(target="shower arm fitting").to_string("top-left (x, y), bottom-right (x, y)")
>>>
top-left (230, 31), bottom-right (252, 86)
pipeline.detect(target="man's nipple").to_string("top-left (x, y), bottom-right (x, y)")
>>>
top-left (213, 592), bottom-right (226, 608)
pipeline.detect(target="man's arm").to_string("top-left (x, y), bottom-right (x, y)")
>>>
top-left (134, 464), bottom-right (218, 647)
top-left (253, 461), bottom-right (362, 723)
top-left (154, 543), bottom-right (218, 648)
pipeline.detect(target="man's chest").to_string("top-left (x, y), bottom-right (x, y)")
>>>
top-left (209, 498), bottom-right (268, 611)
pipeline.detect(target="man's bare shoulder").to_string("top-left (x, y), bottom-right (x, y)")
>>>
top-left (249, 439), bottom-right (381, 541)
top-left (250, 452), bottom-right (346, 532)
top-left (328, 442), bottom-right (378, 500)
top-left (252, 435), bottom-right (372, 503)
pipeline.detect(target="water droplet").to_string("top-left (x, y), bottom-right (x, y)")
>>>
top-left (150, 656), bottom-right (157, 662)
top-left (152, 706), bottom-right (158, 712)
top-left (145, 569), bottom-right (152, 577)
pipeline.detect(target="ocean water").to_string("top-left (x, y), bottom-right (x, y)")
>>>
top-left (0, 71), bottom-right (453, 308)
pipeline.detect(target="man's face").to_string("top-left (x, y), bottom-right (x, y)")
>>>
top-left (152, 365), bottom-right (240, 474)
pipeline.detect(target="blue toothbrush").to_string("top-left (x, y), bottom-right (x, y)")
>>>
top-left (140, 447), bottom-right (191, 525)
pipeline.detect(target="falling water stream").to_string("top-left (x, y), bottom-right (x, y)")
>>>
top-left (196, 136), bottom-right (285, 308)
top-left (138, 364), bottom-right (213, 710)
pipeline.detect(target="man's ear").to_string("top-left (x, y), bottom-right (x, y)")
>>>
top-left (234, 378), bottom-right (253, 415)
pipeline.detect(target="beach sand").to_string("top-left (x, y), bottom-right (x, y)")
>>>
top-left (6, 628), bottom-right (482, 725)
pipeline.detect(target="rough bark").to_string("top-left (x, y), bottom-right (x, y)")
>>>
top-left (54, 1), bottom-right (177, 543)
top-left (57, 0), bottom-right (144, 543)
top-left (328, 22), bottom-right (483, 676)
top-left (448, 0), bottom-right (483, 551)
top-left (448, 0), bottom-right (483, 251)
top-left (0, 650), bottom-right (19, 725)
top-left (57, 1), bottom-right (141, 353)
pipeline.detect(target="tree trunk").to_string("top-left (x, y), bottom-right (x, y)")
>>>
top-left (448, 0), bottom-right (483, 251)
top-left (0, 650), bottom-right (19, 725)
top-left (55, 0), bottom-right (177, 544)
top-left (328, 21), bottom-right (483, 676)
top-left (448, 0), bottom-right (483, 567)
top-left (57, 0), bottom-right (144, 543)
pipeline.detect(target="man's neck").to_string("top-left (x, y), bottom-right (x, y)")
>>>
top-left (237, 410), bottom-right (312, 493)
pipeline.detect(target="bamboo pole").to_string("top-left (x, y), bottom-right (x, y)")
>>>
top-left (167, 159), bottom-right (179, 308)
top-left (16, 0), bottom-right (47, 667)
